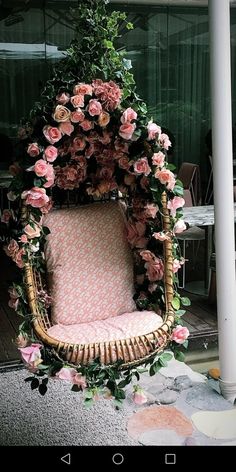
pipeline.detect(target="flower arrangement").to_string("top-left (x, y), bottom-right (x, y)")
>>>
top-left (2, 0), bottom-right (190, 406)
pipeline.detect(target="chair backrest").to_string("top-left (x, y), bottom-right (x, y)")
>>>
top-left (177, 162), bottom-right (201, 206)
top-left (43, 202), bottom-right (136, 325)
top-left (183, 189), bottom-right (193, 207)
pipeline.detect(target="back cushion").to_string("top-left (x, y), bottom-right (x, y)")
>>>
top-left (43, 202), bottom-right (136, 325)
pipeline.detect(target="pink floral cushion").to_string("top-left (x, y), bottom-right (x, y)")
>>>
top-left (43, 202), bottom-right (136, 325)
top-left (47, 310), bottom-right (163, 344)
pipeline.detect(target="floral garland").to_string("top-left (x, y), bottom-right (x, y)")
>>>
top-left (2, 78), bottom-right (190, 406)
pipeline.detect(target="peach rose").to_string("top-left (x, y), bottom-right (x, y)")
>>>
top-left (44, 145), bottom-right (58, 163)
top-left (153, 231), bottom-right (171, 242)
top-left (119, 122), bottom-right (136, 140)
top-left (98, 111), bottom-right (110, 127)
top-left (134, 157), bottom-right (151, 176)
top-left (27, 142), bottom-right (41, 157)
top-left (171, 325), bottom-right (189, 344)
top-left (52, 105), bottom-right (71, 122)
top-left (73, 136), bottom-right (86, 151)
top-left (118, 157), bottom-right (131, 170)
top-left (56, 367), bottom-right (77, 381)
top-left (43, 125), bottom-right (62, 144)
top-left (4, 239), bottom-right (19, 258)
top-left (140, 250), bottom-right (154, 262)
top-left (15, 248), bottom-right (25, 268)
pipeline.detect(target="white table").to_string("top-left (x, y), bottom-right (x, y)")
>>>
top-left (182, 203), bottom-right (236, 294)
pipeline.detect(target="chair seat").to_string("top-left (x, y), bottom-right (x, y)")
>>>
top-left (47, 310), bottom-right (163, 345)
top-left (178, 226), bottom-right (205, 241)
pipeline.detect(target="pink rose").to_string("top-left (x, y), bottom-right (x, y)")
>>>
top-left (56, 92), bottom-right (70, 104)
top-left (73, 137), bottom-right (86, 151)
top-left (152, 151), bottom-right (165, 167)
top-left (160, 133), bottom-right (172, 150)
top-left (4, 239), bottom-right (19, 258)
top-left (121, 107), bottom-right (137, 123)
top-left (15, 248), bottom-right (25, 268)
top-left (22, 187), bottom-right (49, 208)
top-left (24, 224), bottom-right (41, 239)
top-left (173, 258), bottom-right (183, 273)
top-left (80, 119), bottom-right (94, 131)
top-left (119, 122), bottom-right (136, 140)
top-left (1, 209), bottom-right (13, 224)
top-left (73, 373), bottom-right (87, 390)
top-left (19, 343), bottom-right (42, 364)
top-left (44, 146), bottom-right (58, 163)
top-left (155, 169), bottom-right (176, 191)
top-left (27, 142), bottom-right (41, 157)
top-left (174, 220), bottom-right (187, 234)
top-left (8, 286), bottom-right (20, 311)
top-left (70, 94), bottom-right (84, 108)
top-left (88, 99), bottom-right (102, 116)
top-left (56, 367), bottom-right (77, 381)
top-left (171, 325), bottom-right (190, 344)
top-left (134, 157), bottom-right (151, 176)
top-left (126, 220), bottom-right (147, 248)
top-left (153, 231), bottom-right (170, 242)
top-left (146, 258), bottom-right (164, 281)
top-left (16, 333), bottom-right (29, 348)
top-left (71, 109), bottom-right (85, 123)
top-left (43, 125), bottom-right (62, 144)
top-left (73, 83), bottom-right (93, 96)
top-left (132, 386), bottom-right (147, 405)
top-left (19, 234), bottom-right (28, 243)
top-left (140, 250), bottom-right (154, 262)
top-left (59, 121), bottom-right (74, 136)
top-left (147, 121), bottom-right (161, 141)
top-left (144, 203), bottom-right (158, 219)
top-left (167, 196), bottom-right (185, 217)
top-left (34, 159), bottom-right (48, 177)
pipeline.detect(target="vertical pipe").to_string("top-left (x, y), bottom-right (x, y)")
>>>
top-left (209, 0), bottom-right (236, 402)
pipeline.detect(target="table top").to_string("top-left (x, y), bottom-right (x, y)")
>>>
top-left (183, 203), bottom-right (236, 227)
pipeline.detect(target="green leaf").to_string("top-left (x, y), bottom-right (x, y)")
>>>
top-left (174, 350), bottom-right (185, 362)
top-left (182, 340), bottom-right (189, 349)
top-left (31, 378), bottom-right (39, 390)
top-left (180, 297), bottom-right (191, 306)
top-left (175, 310), bottom-right (186, 317)
top-left (149, 362), bottom-right (161, 376)
top-left (172, 297), bottom-right (180, 310)
top-left (160, 352), bottom-right (173, 362)
top-left (158, 358), bottom-right (167, 367)
top-left (38, 383), bottom-right (47, 396)
top-left (84, 398), bottom-right (94, 408)
top-left (24, 376), bottom-right (35, 383)
top-left (103, 39), bottom-right (113, 49)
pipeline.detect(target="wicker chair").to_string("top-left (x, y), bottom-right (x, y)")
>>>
top-left (23, 191), bottom-right (175, 369)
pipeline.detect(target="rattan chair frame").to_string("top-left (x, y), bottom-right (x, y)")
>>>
top-left (23, 191), bottom-right (175, 368)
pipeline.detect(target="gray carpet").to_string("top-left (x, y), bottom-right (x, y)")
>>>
top-left (0, 368), bottom-right (137, 446)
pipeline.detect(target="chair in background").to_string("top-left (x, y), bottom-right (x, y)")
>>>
top-left (177, 190), bottom-right (205, 289)
top-left (177, 162), bottom-right (202, 206)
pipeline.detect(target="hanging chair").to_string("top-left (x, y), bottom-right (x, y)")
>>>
top-left (22, 190), bottom-right (174, 369)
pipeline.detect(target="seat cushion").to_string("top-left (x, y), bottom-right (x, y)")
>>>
top-left (43, 202), bottom-right (136, 325)
top-left (47, 310), bottom-right (163, 344)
